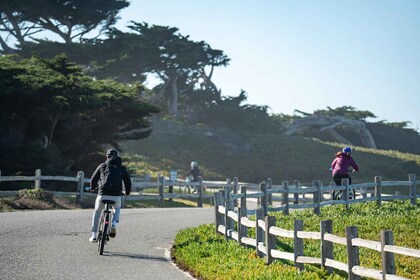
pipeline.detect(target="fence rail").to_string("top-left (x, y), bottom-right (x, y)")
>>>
top-left (214, 174), bottom-right (419, 280)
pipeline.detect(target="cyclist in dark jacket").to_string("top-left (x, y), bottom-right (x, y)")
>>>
top-left (89, 148), bottom-right (131, 242)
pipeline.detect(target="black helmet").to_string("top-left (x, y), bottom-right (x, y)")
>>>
top-left (106, 148), bottom-right (119, 158)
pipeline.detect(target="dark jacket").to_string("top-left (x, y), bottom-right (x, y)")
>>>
top-left (90, 157), bottom-right (131, 196)
top-left (185, 166), bottom-right (201, 181)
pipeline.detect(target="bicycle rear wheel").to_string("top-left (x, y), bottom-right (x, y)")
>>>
top-left (332, 190), bottom-right (341, 200)
top-left (98, 215), bottom-right (108, 255)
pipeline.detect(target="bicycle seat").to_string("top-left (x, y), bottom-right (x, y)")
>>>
top-left (101, 200), bottom-right (115, 205)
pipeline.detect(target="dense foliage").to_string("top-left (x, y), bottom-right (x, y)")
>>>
top-left (172, 200), bottom-right (420, 279)
top-left (0, 54), bottom-right (158, 175)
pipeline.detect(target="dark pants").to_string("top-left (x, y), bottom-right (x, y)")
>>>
top-left (332, 174), bottom-right (354, 200)
top-left (333, 174), bottom-right (351, 185)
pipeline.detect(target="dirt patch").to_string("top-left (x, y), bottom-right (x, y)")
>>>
top-left (0, 188), bottom-right (83, 211)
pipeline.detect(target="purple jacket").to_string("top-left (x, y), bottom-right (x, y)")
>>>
top-left (331, 153), bottom-right (359, 175)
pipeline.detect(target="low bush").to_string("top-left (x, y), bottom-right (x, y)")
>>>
top-left (0, 188), bottom-right (79, 211)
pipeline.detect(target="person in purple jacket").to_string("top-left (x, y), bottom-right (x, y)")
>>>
top-left (330, 147), bottom-right (359, 199)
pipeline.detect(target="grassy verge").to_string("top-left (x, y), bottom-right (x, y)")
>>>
top-left (172, 200), bottom-right (420, 279)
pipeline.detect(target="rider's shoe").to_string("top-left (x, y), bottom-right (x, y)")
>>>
top-left (110, 226), bottom-right (116, 238)
top-left (89, 232), bottom-right (97, 243)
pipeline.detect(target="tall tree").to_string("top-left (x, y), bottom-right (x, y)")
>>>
top-left (314, 106), bottom-right (376, 121)
top-left (0, 1), bottom-right (39, 54)
top-left (126, 22), bottom-right (230, 116)
top-left (0, 54), bottom-right (159, 174)
top-left (0, 0), bottom-right (129, 53)
top-left (17, 23), bottom-right (230, 116)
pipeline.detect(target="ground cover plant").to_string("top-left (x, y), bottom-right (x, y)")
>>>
top-left (172, 200), bottom-right (420, 279)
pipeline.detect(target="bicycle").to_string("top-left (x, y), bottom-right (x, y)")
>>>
top-left (97, 199), bottom-right (115, 255)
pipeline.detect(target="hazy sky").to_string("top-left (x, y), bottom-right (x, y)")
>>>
top-left (116, 0), bottom-right (420, 130)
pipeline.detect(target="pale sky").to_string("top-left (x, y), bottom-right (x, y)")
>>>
top-left (117, 0), bottom-right (420, 130)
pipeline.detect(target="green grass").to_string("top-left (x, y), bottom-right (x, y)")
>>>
top-left (172, 200), bottom-right (420, 279)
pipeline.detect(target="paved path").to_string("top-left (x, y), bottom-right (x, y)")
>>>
top-left (0, 208), bottom-right (214, 280)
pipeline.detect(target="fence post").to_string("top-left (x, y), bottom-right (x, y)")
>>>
top-left (240, 206), bottom-right (248, 242)
top-left (313, 180), bottom-right (321, 215)
top-left (409, 173), bottom-right (416, 205)
top-left (256, 208), bottom-right (265, 258)
top-left (76, 171), bottom-right (84, 204)
top-left (34, 169), bottom-right (41, 189)
top-left (265, 216), bottom-right (276, 264)
top-left (375, 176), bottom-right (382, 206)
top-left (240, 185), bottom-right (247, 210)
top-left (233, 177), bottom-right (238, 207)
top-left (225, 178), bottom-right (232, 206)
top-left (158, 175), bottom-right (164, 207)
top-left (219, 190), bottom-right (226, 232)
top-left (224, 186), bottom-right (233, 241)
top-left (346, 226), bottom-right (361, 280)
top-left (321, 220), bottom-right (333, 274)
top-left (267, 178), bottom-right (273, 206)
top-left (294, 219), bottom-right (304, 271)
top-left (168, 186), bottom-right (174, 202)
top-left (342, 178), bottom-right (350, 211)
top-left (214, 192), bottom-right (224, 234)
top-left (293, 180), bottom-right (300, 204)
top-left (168, 184), bottom-right (173, 202)
top-left (282, 181), bottom-right (289, 215)
top-left (197, 176), bottom-right (203, 207)
top-left (238, 207), bottom-right (247, 245)
top-left (381, 230), bottom-right (395, 279)
top-left (260, 181), bottom-right (268, 216)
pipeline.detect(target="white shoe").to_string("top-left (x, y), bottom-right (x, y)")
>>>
top-left (89, 232), bottom-right (97, 243)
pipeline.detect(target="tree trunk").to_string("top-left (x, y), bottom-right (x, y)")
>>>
top-left (168, 75), bottom-right (178, 116)
top-left (284, 115), bottom-right (377, 149)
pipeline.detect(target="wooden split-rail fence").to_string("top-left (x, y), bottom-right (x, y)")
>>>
top-left (214, 174), bottom-right (419, 280)
top-left (0, 169), bottom-right (237, 207)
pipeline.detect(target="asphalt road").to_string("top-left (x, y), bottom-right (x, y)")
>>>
top-left (0, 208), bottom-right (214, 280)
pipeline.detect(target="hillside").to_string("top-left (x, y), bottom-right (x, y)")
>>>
top-left (122, 117), bottom-right (420, 186)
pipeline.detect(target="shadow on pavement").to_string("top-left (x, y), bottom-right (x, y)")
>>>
top-left (103, 251), bottom-right (168, 262)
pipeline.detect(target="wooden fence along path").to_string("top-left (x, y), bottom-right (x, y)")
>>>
top-left (0, 169), bottom-right (236, 207)
top-left (229, 174), bottom-right (418, 215)
top-left (214, 174), bottom-right (419, 280)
